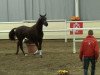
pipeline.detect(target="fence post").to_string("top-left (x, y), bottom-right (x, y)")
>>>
top-left (65, 20), bottom-right (67, 42)
top-left (73, 29), bottom-right (76, 53)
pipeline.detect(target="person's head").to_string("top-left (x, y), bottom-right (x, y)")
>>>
top-left (88, 30), bottom-right (93, 35)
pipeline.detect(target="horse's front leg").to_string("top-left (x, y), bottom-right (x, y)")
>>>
top-left (34, 40), bottom-right (43, 58)
top-left (38, 40), bottom-right (43, 58)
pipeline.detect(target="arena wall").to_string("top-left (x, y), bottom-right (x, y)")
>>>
top-left (0, 21), bottom-right (100, 39)
top-left (0, 20), bottom-right (66, 39)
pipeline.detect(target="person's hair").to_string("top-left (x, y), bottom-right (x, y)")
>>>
top-left (88, 30), bottom-right (93, 35)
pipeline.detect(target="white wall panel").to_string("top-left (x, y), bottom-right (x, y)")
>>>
top-left (80, 0), bottom-right (100, 21)
top-left (8, 0), bottom-right (25, 21)
top-left (45, 0), bottom-right (74, 20)
top-left (0, 0), bottom-right (8, 21)
top-left (25, 0), bottom-right (33, 20)
top-left (32, 0), bottom-right (40, 20)
top-left (0, 0), bottom-right (75, 22)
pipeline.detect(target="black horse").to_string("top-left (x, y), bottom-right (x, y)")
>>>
top-left (9, 14), bottom-right (48, 57)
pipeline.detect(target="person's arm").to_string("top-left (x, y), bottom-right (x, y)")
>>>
top-left (94, 40), bottom-right (99, 60)
top-left (79, 41), bottom-right (84, 61)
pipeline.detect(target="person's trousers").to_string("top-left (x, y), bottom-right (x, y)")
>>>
top-left (83, 57), bottom-right (96, 75)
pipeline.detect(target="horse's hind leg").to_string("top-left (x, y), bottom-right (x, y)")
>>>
top-left (34, 42), bottom-right (39, 55)
top-left (16, 41), bottom-right (20, 55)
top-left (19, 40), bottom-right (25, 55)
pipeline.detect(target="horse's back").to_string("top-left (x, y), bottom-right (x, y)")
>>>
top-left (15, 25), bottom-right (37, 39)
top-left (15, 26), bottom-right (30, 39)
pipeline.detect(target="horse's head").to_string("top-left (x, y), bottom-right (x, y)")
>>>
top-left (39, 14), bottom-right (48, 27)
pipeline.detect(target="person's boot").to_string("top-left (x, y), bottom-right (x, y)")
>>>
top-left (84, 69), bottom-right (88, 75)
top-left (91, 69), bottom-right (95, 75)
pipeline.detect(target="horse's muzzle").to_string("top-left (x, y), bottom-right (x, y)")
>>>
top-left (44, 21), bottom-right (48, 27)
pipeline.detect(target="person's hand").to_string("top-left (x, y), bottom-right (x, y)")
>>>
top-left (80, 59), bottom-right (82, 62)
top-left (95, 60), bottom-right (97, 62)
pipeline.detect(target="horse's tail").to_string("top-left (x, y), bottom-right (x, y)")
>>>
top-left (9, 28), bottom-right (16, 40)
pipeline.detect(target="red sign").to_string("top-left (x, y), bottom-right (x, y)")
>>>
top-left (70, 22), bottom-right (83, 35)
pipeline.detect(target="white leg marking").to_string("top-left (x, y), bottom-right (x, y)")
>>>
top-left (23, 38), bottom-right (27, 43)
top-left (39, 50), bottom-right (42, 56)
top-left (34, 50), bottom-right (39, 54)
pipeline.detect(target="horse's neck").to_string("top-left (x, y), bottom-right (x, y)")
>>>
top-left (34, 22), bottom-right (43, 32)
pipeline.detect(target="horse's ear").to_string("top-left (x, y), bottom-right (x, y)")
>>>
top-left (39, 13), bottom-right (46, 17)
top-left (44, 13), bottom-right (46, 16)
top-left (40, 14), bottom-right (42, 17)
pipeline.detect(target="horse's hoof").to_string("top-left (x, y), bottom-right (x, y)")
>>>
top-left (40, 55), bottom-right (43, 58)
top-left (15, 53), bottom-right (18, 55)
top-left (33, 52), bottom-right (39, 55)
top-left (33, 54), bottom-right (36, 56)
top-left (25, 54), bottom-right (28, 56)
